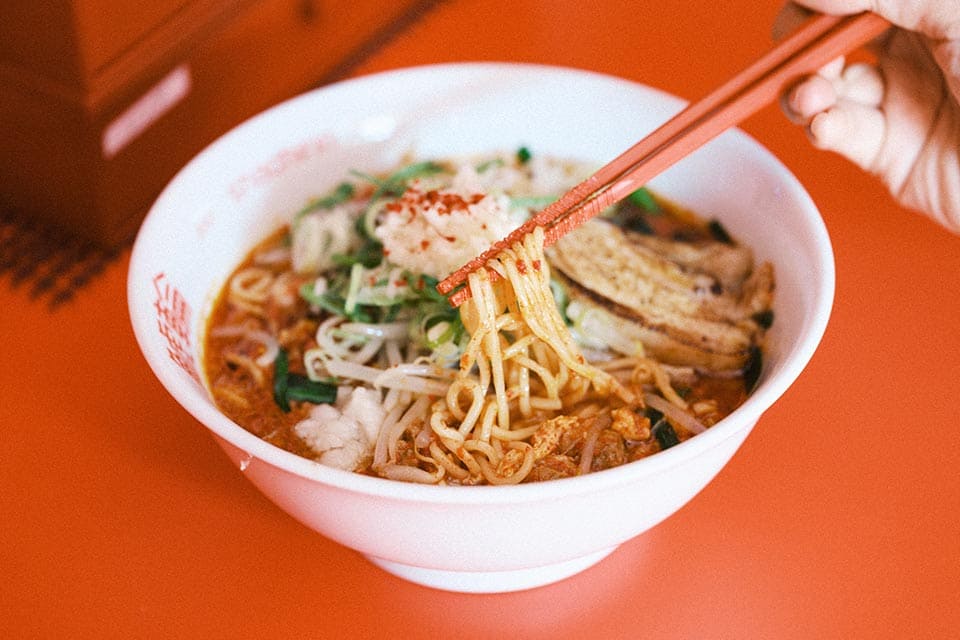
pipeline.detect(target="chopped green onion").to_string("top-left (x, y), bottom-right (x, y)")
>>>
top-left (331, 238), bottom-right (383, 268)
top-left (294, 182), bottom-right (355, 220)
top-left (300, 282), bottom-right (343, 313)
top-left (415, 299), bottom-right (463, 349)
top-left (414, 274), bottom-right (448, 303)
top-left (344, 262), bottom-right (365, 315)
top-left (424, 320), bottom-right (455, 348)
top-left (299, 283), bottom-right (373, 323)
top-left (516, 146), bottom-right (532, 164)
top-left (351, 161), bottom-right (444, 197)
top-left (385, 161), bottom-right (445, 188)
top-left (549, 279), bottom-right (571, 325)
top-left (476, 158), bottom-right (505, 173)
top-left (355, 205), bottom-right (373, 239)
top-left (351, 161), bottom-right (446, 225)
top-left (511, 196), bottom-right (557, 210)
top-left (627, 187), bottom-right (659, 212)
top-left (381, 304), bottom-right (401, 323)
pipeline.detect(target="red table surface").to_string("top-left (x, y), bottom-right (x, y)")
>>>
top-left (3, 1), bottom-right (959, 638)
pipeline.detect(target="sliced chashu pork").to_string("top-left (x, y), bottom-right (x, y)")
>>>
top-left (547, 218), bottom-right (774, 371)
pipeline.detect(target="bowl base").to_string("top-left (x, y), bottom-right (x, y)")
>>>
top-left (365, 546), bottom-right (618, 593)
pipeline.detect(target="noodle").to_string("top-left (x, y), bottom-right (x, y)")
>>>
top-left (397, 226), bottom-right (641, 483)
top-left (228, 267), bottom-right (275, 316)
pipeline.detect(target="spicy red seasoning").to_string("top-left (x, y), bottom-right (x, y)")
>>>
top-left (388, 186), bottom-right (486, 219)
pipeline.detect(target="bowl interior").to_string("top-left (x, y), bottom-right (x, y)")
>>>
top-left (128, 62), bottom-right (834, 499)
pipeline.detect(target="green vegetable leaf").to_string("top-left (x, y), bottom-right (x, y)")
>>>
top-left (285, 374), bottom-right (337, 405)
top-left (273, 348), bottom-right (337, 411)
top-left (273, 348), bottom-right (292, 412)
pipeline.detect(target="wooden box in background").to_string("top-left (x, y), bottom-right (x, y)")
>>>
top-left (0, 0), bottom-right (429, 246)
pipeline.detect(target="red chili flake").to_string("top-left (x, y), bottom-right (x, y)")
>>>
top-left (443, 235), bottom-right (457, 243)
top-left (368, 276), bottom-right (377, 285)
top-left (385, 202), bottom-right (402, 213)
top-left (420, 189), bottom-right (480, 215)
top-left (420, 240), bottom-right (430, 250)
top-left (516, 259), bottom-right (527, 274)
top-left (383, 249), bottom-right (391, 256)
top-left (394, 278), bottom-right (407, 287)
top-left (532, 259), bottom-right (542, 271)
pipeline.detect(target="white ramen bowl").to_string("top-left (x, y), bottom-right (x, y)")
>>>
top-left (128, 63), bottom-right (833, 593)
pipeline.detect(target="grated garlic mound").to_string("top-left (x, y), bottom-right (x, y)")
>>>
top-left (373, 164), bottom-right (526, 279)
top-left (293, 386), bottom-right (385, 470)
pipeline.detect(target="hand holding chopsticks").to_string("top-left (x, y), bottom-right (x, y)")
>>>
top-left (437, 11), bottom-right (890, 307)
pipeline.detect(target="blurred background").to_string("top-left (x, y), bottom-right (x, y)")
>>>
top-left (0, 0), bottom-right (444, 250)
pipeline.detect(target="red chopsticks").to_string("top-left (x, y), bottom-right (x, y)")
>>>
top-left (437, 11), bottom-right (890, 307)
